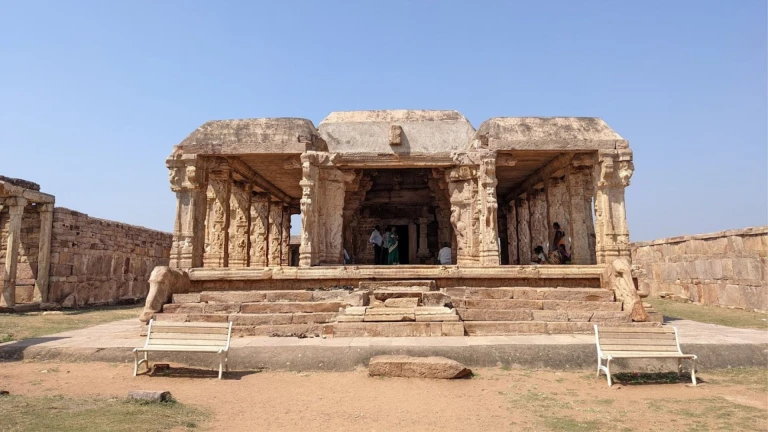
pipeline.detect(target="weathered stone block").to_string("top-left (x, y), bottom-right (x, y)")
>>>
top-left (200, 291), bottom-right (266, 303)
top-left (187, 314), bottom-right (229, 323)
top-left (291, 312), bottom-right (337, 324)
top-left (384, 298), bottom-right (419, 308)
top-left (265, 291), bottom-right (314, 302)
top-left (440, 322), bottom-right (465, 336)
top-left (368, 356), bottom-right (471, 379)
top-left (311, 290), bottom-right (352, 301)
top-left (172, 293), bottom-right (200, 303)
top-left (457, 309), bottom-right (533, 321)
top-left (229, 314), bottom-right (293, 325)
top-left (455, 299), bottom-right (543, 310)
top-left (590, 311), bottom-right (631, 323)
top-left (422, 292), bottom-right (450, 307)
top-left (532, 310), bottom-right (568, 321)
top-left (240, 302), bottom-right (343, 314)
top-left (203, 303), bottom-right (240, 314)
top-left (463, 321), bottom-right (548, 335)
top-left (161, 303), bottom-right (203, 314)
top-left (541, 301), bottom-right (621, 311)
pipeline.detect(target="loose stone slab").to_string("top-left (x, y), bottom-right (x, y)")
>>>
top-left (128, 390), bottom-right (171, 403)
top-left (368, 355), bottom-right (471, 379)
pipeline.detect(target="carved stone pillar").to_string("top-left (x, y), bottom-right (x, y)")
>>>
top-left (1, 197), bottom-right (26, 307)
top-left (281, 206), bottom-right (291, 266)
top-left (268, 200), bottom-right (283, 266)
top-left (317, 168), bottom-right (347, 264)
top-left (594, 150), bottom-right (634, 264)
top-left (516, 196), bottom-right (531, 264)
top-left (446, 166), bottom-right (478, 265)
top-left (506, 203), bottom-right (518, 265)
top-left (168, 155), bottom-right (208, 269)
top-left (478, 155), bottom-right (500, 265)
top-left (299, 154), bottom-right (319, 267)
top-left (249, 192), bottom-right (269, 267)
top-left (228, 182), bottom-right (251, 268)
top-left (529, 187), bottom-right (548, 253)
top-left (34, 203), bottom-right (54, 302)
top-left (547, 176), bottom-right (570, 249)
top-left (204, 162), bottom-right (231, 267)
top-left (417, 210), bottom-right (430, 260)
top-left (567, 156), bottom-right (597, 264)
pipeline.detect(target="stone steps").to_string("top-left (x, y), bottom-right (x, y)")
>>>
top-left (330, 322), bottom-right (465, 337)
top-left (456, 309), bottom-right (630, 322)
top-left (463, 321), bottom-right (661, 335)
top-left (443, 287), bottom-right (614, 302)
top-left (359, 280), bottom-right (436, 292)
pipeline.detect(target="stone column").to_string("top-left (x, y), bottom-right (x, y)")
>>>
top-left (516, 196), bottom-right (531, 264)
top-left (299, 153), bottom-right (319, 267)
top-left (168, 155), bottom-right (208, 269)
top-left (281, 206), bottom-right (291, 266)
top-left (594, 150), bottom-right (634, 264)
top-left (567, 156), bottom-right (597, 264)
top-left (478, 155), bottom-right (500, 265)
top-left (446, 166), bottom-right (478, 266)
top-left (204, 163), bottom-right (231, 267)
top-left (268, 200), bottom-right (283, 266)
top-left (506, 203), bottom-right (518, 265)
top-left (249, 192), bottom-right (269, 267)
top-left (33, 203), bottom-right (54, 302)
top-left (417, 210), bottom-right (430, 260)
top-left (317, 168), bottom-right (347, 264)
top-left (529, 187), bottom-right (548, 253)
top-left (228, 182), bottom-right (251, 268)
top-left (547, 176), bottom-right (570, 250)
top-left (1, 197), bottom-right (26, 307)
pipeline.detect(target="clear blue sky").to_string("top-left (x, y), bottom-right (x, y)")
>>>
top-left (1, 0), bottom-right (765, 241)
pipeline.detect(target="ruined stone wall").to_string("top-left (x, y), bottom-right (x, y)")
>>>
top-left (46, 208), bottom-right (172, 307)
top-left (0, 203), bottom-right (41, 301)
top-left (632, 226), bottom-right (767, 312)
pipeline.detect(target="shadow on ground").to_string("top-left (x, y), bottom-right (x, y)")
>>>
top-left (612, 371), bottom-right (700, 386)
top-left (143, 365), bottom-right (263, 380)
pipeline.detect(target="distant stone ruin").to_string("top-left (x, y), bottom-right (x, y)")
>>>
top-left (0, 177), bottom-right (171, 310)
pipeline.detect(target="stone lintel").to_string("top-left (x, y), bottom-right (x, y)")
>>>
top-left (225, 157), bottom-right (292, 204)
top-left (0, 181), bottom-right (54, 204)
top-left (504, 153), bottom-right (575, 202)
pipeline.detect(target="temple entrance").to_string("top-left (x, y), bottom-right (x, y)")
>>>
top-left (393, 224), bottom-right (410, 264)
top-left (342, 168), bottom-right (454, 265)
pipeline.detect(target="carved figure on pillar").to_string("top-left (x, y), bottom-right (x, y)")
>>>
top-left (249, 193), bottom-right (269, 267)
top-left (567, 155), bottom-right (597, 264)
top-left (268, 200), bottom-right (283, 266)
top-left (228, 182), bottom-right (251, 267)
top-left (299, 153), bottom-right (319, 266)
top-left (506, 203), bottom-right (518, 264)
top-left (516, 196), bottom-right (531, 264)
top-left (281, 205), bottom-right (291, 266)
top-left (204, 162), bottom-right (231, 267)
top-left (478, 155), bottom-right (500, 265)
top-left (446, 165), bottom-right (479, 265)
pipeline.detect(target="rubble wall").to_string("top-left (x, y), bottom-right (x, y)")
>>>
top-left (47, 208), bottom-right (172, 307)
top-left (632, 226), bottom-right (767, 312)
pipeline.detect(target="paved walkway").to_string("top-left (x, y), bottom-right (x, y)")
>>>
top-left (1, 319), bottom-right (765, 370)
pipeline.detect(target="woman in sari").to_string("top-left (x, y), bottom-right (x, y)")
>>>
top-left (387, 226), bottom-right (400, 265)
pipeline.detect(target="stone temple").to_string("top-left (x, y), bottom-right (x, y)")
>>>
top-left (146, 110), bottom-right (653, 336)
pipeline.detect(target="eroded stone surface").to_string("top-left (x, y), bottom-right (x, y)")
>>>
top-left (368, 355), bottom-right (471, 379)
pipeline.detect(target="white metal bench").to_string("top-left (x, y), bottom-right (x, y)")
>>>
top-left (594, 325), bottom-right (697, 386)
top-left (134, 320), bottom-right (232, 379)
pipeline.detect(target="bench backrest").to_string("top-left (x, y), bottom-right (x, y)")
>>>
top-left (594, 325), bottom-right (682, 354)
top-left (144, 320), bottom-right (232, 350)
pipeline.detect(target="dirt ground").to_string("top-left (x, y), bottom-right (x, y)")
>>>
top-left (1, 361), bottom-right (766, 432)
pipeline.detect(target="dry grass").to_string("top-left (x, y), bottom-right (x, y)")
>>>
top-left (0, 305), bottom-right (142, 342)
top-left (0, 394), bottom-right (207, 432)
top-left (646, 298), bottom-right (768, 330)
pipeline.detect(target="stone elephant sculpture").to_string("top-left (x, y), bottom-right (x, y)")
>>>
top-left (139, 266), bottom-right (191, 322)
top-left (602, 257), bottom-right (649, 322)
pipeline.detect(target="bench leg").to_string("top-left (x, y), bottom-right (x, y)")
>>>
top-left (677, 358), bottom-right (682, 376)
top-left (218, 353), bottom-right (225, 380)
top-left (605, 359), bottom-right (613, 387)
top-left (596, 357), bottom-right (602, 377)
top-left (133, 351), bottom-right (139, 377)
top-left (690, 359), bottom-right (697, 386)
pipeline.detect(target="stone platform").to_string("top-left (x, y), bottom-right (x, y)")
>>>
top-left (150, 265), bottom-right (658, 337)
top-left (1, 318), bottom-right (765, 372)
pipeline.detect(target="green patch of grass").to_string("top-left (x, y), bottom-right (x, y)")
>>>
top-left (542, 415), bottom-right (604, 432)
top-left (0, 305), bottom-right (142, 342)
top-left (0, 394), bottom-right (208, 432)
top-left (707, 368), bottom-right (768, 393)
top-left (646, 298), bottom-right (768, 330)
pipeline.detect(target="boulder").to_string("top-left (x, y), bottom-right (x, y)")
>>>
top-left (368, 355), bottom-right (471, 379)
top-left (128, 390), bottom-right (171, 402)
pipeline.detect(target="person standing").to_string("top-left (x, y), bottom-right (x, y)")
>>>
top-left (438, 242), bottom-right (452, 265)
top-left (387, 226), bottom-right (400, 265)
top-left (369, 225), bottom-right (383, 265)
top-left (381, 227), bottom-right (391, 265)
top-left (553, 222), bottom-right (566, 249)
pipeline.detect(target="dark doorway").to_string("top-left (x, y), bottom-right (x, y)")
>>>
top-left (394, 225), bottom-right (410, 264)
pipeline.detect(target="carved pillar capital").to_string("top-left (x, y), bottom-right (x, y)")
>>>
top-left (594, 150), bottom-right (634, 263)
top-left (167, 155), bottom-right (207, 192)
